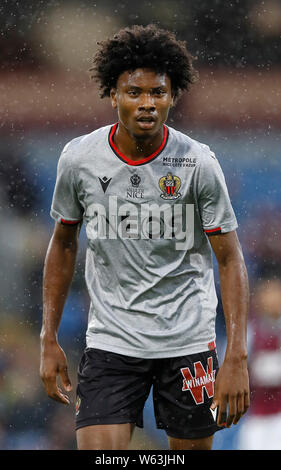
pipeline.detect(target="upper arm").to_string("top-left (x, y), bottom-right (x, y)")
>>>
top-left (50, 144), bottom-right (84, 225)
top-left (197, 150), bottom-right (238, 237)
top-left (208, 230), bottom-right (244, 266)
top-left (52, 221), bottom-right (81, 251)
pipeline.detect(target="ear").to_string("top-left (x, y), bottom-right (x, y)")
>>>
top-left (110, 88), bottom-right (117, 109)
top-left (170, 91), bottom-right (176, 108)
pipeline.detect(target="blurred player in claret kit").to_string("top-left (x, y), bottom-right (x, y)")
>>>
top-left (40, 24), bottom-right (250, 450)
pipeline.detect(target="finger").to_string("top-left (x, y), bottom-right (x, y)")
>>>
top-left (243, 391), bottom-right (250, 415)
top-left (49, 386), bottom-right (70, 405)
top-left (210, 398), bottom-right (218, 410)
top-left (226, 395), bottom-right (236, 428)
top-left (41, 374), bottom-right (56, 393)
top-left (217, 395), bottom-right (227, 427)
top-left (43, 376), bottom-right (70, 405)
top-left (50, 387), bottom-right (71, 405)
top-left (232, 393), bottom-right (243, 424)
top-left (60, 366), bottom-right (72, 392)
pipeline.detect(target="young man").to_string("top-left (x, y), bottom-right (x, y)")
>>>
top-left (40, 24), bottom-right (250, 451)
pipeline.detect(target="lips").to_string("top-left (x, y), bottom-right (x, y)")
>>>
top-left (136, 115), bottom-right (157, 130)
top-left (136, 115), bottom-right (156, 122)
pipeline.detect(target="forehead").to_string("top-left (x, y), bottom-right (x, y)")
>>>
top-left (116, 68), bottom-right (171, 89)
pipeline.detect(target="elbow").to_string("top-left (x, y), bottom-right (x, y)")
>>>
top-left (219, 250), bottom-right (244, 268)
top-left (49, 233), bottom-right (78, 256)
top-left (61, 239), bottom-right (78, 253)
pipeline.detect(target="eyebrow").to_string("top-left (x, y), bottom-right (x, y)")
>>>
top-left (127, 85), bottom-right (167, 90)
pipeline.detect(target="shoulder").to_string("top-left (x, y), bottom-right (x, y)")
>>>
top-left (167, 126), bottom-right (217, 166)
top-left (59, 124), bottom-right (112, 168)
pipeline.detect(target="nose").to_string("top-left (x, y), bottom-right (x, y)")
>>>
top-left (138, 93), bottom-right (156, 111)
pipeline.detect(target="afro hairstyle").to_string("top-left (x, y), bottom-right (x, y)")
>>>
top-left (90, 24), bottom-right (198, 100)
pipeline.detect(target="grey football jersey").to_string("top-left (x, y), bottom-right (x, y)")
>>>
top-left (50, 124), bottom-right (238, 358)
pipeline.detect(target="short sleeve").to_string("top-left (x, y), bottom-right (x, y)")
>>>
top-left (50, 144), bottom-right (84, 225)
top-left (197, 151), bottom-right (238, 236)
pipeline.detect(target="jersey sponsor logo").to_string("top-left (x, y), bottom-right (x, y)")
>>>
top-left (180, 356), bottom-right (216, 405)
top-left (98, 176), bottom-right (112, 193)
top-left (159, 173), bottom-right (181, 200)
top-left (162, 156), bottom-right (197, 168)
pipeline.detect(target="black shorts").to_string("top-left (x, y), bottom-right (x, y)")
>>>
top-left (75, 347), bottom-right (222, 439)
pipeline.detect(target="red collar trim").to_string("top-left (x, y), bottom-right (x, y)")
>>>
top-left (108, 123), bottom-right (168, 166)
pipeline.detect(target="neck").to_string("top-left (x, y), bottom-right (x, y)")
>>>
top-left (114, 122), bottom-right (164, 162)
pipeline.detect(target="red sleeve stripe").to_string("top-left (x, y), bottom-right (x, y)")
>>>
top-left (204, 227), bottom-right (222, 235)
top-left (61, 218), bottom-right (81, 225)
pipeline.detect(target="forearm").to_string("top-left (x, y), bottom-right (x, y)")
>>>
top-left (210, 231), bottom-right (250, 424)
top-left (41, 234), bottom-right (78, 342)
top-left (218, 254), bottom-right (249, 362)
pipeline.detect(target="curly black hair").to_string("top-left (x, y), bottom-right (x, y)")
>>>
top-left (90, 24), bottom-right (198, 100)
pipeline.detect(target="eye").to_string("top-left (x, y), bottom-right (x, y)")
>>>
top-left (128, 90), bottom-right (139, 96)
top-left (153, 89), bottom-right (166, 96)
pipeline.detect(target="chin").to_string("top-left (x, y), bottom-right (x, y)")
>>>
top-left (133, 129), bottom-right (156, 140)
top-left (134, 124), bottom-right (160, 138)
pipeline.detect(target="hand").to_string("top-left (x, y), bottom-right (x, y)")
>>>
top-left (40, 339), bottom-right (72, 405)
top-left (210, 357), bottom-right (250, 428)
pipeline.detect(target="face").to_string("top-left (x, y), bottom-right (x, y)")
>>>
top-left (110, 68), bottom-right (174, 139)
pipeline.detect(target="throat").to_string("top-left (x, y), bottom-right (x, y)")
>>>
top-left (114, 124), bottom-right (164, 162)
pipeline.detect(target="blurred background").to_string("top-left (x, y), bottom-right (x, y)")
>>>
top-left (0, 0), bottom-right (280, 450)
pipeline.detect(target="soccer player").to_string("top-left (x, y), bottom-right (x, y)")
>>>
top-left (40, 24), bottom-right (250, 450)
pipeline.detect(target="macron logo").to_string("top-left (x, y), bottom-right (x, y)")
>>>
top-left (99, 176), bottom-right (112, 193)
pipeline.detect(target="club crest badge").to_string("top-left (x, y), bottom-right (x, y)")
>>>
top-left (159, 172), bottom-right (181, 200)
